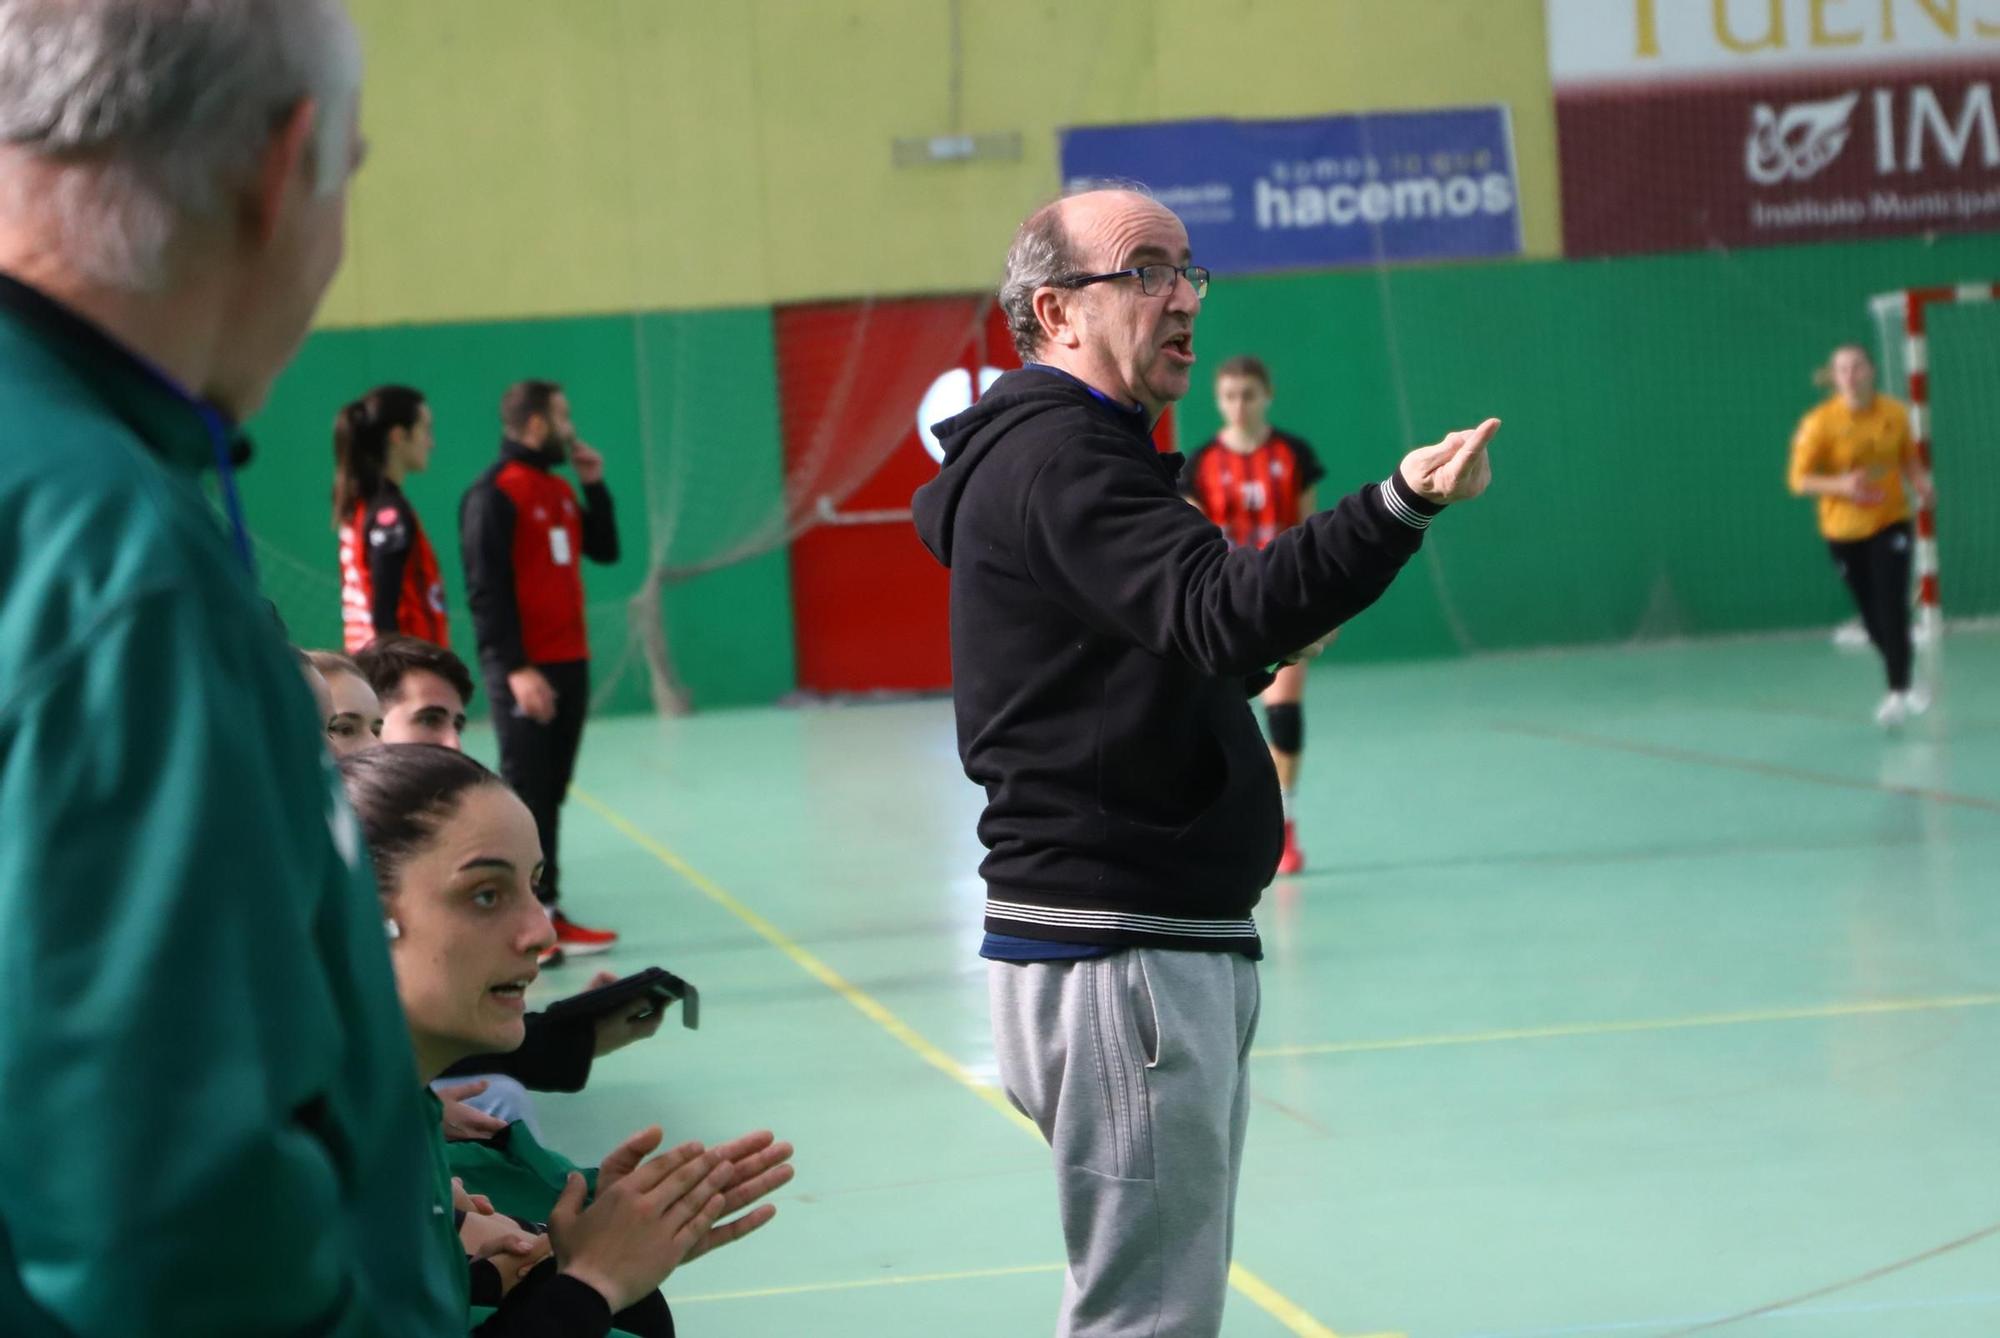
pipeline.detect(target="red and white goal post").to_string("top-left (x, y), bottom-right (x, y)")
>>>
top-left (1867, 281), bottom-right (1999, 667)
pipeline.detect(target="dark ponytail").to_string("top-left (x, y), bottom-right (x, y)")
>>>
top-left (337, 744), bottom-right (500, 905)
top-left (332, 385), bottom-right (427, 529)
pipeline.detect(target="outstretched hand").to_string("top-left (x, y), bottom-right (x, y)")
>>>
top-left (1399, 418), bottom-right (1499, 505)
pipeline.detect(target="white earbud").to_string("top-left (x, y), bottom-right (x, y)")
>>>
top-left (384, 917), bottom-right (401, 941)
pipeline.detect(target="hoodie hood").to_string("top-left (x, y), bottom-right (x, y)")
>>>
top-left (912, 366), bottom-right (1161, 566)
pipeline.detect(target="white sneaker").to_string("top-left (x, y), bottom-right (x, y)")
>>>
top-left (1905, 685), bottom-right (1932, 716)
top-left (1875, 692), bottom-right (1908, 727)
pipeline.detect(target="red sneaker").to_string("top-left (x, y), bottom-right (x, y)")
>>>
top-left (550, 911), bottom-right (618, 956)
top-left (536, 942), bottom-right (566, 969)
top-left (1276, 821), bottom-right (1306, 875)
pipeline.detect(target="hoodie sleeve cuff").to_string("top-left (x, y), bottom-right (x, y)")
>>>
top-left (1378, 471), bottom-right (1444, 530)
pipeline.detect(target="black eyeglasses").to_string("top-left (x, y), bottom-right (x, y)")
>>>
top-left (1057, 263), bottom-right (1210, 299)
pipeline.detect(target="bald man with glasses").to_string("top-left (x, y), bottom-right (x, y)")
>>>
top-left (914, 187), bottom-right (1500, 1335)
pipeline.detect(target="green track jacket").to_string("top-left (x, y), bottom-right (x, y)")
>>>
top-left (0, 274), bottom-right (458, 1336)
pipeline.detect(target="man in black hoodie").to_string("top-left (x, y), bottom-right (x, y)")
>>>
top-left (912, 188), bottom-right (1497, 1337)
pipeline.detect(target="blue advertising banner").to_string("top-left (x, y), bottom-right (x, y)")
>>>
top-left (1059, 107), bottom-right (1523, 275)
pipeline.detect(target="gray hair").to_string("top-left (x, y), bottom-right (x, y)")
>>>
top-left (999, 201), bottom-right (1075, 362)
top-left (999, 180), bottom-right (1159, 362)
top-left (0, 0), bottom-right (362, 291)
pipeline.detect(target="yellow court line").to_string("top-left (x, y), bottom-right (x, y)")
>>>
top-left (572, 789), bottom-right (1036, 1136)
top-left (674, 1262), bottom-right (1406, 1338)
top-left (673, 1261), bottom-right (1064, 1305)
top-left (1252, 992), bottom-right (2000, 1060)
top-left (573, 786), bottom-right (1361, 1338)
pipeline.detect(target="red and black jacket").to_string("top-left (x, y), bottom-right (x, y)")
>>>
top-left (458, 440), bottom-right (619, 674)
top-left (338, 481), bottom-right (449, 653)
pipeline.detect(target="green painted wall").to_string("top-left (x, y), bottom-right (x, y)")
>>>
top-left (246, 233), bottom-right (2000, 711)
top-left (1926, 300), bottom-right (2000, 621)
top-left (242, 307), bottom-right (794, 713)
top-left (1175, 232), bottom-right (2000, 661)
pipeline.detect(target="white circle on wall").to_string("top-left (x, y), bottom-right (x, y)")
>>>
top-left (918, 366), bottom-right (1007, 464)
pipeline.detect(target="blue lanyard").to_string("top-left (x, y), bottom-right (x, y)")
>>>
top-left (199, 404), bottom-right (256, 577)
top-left (119, 339), bottom-right (257, 579)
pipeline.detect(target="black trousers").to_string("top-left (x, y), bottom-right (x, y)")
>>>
top-left (1828, 521), bottom-right (1914, 692)
top-left (487, 659), bottom-right (590, 906)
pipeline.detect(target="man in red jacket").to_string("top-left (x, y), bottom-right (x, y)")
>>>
top-left (460, 379), bottom-right (622, 960)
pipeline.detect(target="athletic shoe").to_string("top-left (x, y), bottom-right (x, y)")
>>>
top-left (1276, 821), bottom-right (1306, 875)
top-left (537, 942), bottom-right (566, 968)
top-left (551, 910), bottom-right (618, 955)
top-left (1906, 684), bottom-right (1932, 716)
top-left (1875, 692), bottom-right (1908, 727)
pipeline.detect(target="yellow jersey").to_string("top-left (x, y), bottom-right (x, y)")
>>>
top-left (1788, 393), bottom-right (1914, 541)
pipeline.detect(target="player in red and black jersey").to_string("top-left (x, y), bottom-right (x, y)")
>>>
top-left (461, 379), bottom-right (622, 960)
top-left (333, 385), bottom-right (450, 653)
top-left (1181, 355), bottom-right (1327, 874)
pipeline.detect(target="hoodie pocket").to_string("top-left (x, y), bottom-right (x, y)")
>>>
top-left (1096, 723), bottom-right (1227, 833)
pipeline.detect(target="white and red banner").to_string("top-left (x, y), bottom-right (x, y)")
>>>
top-left (1547, 0), bottom-right (2000, 256)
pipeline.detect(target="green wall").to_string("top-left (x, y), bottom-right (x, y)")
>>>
top-left (1926, 300), bottom-right (2000, 621)
top-left (1176, 232), bottom-right (2000, 662)
top-left (246, 232), bottom-right (2000, 712)
top-left (242, 307), bottom-right (794, 713)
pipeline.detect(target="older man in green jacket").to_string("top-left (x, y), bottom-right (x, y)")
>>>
top-left (0, 1), bottom-right (457, 1333)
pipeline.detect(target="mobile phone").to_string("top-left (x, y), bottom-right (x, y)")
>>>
top-left (542, 967), bottom-right (699, 1030)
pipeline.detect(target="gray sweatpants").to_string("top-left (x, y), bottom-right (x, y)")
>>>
top-left (990, 949), bottom-right (1260, 1338)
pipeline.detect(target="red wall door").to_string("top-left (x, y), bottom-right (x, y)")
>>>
top-left (779, 298), bottom-right (1177, 695)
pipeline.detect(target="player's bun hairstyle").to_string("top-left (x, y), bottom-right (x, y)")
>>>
top-left (501, 379), bottom-right (564, 437)
top-left (332, 385), bottom-right (427, 528)
top-left (338, 744), bottom-right (501, 906)
top-left (354, 634), bottom-right (477, 710)
top-left (1215, 354), bottom-right (1272, 392)
top-left (1812, 343), bottom-right (1872, 391)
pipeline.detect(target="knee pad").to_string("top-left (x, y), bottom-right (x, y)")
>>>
top-left (1265, 702), bottom-right (1303, 755)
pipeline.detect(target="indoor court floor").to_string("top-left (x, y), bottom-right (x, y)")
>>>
top-left (497, 628), bottom-right (2000, 1337)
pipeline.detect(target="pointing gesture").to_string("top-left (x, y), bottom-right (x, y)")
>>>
top-left (1400, 418), bottom-right (1499, 505)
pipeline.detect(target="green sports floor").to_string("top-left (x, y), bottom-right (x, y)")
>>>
top-left (487, 628), bottom-right (2000, 1338)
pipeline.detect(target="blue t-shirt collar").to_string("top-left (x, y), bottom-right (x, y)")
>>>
top-left (1023, 362), bottom-right (1148, 418)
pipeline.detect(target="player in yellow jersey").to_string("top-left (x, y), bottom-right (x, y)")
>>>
top-left (1788, 344), bottom-right (1935, 726)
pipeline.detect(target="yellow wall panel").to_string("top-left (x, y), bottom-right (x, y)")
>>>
top-left (323, 0), bottom-right (770, 326)
top-left (323, 0), bottom-right (1560, 326)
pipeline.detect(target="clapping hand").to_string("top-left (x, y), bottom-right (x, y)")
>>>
top-left (682, 1129), bottom-right (795, 1263)
top-left (1399, 418), bottom-right (1500, 505)
top-left (594, 1124), bottom-right (794, 1263)
top-left (548, 1137), bottom-right (729, 1312)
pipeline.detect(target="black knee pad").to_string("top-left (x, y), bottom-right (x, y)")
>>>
top-left (1265, 702), bottom-right (1303, 755)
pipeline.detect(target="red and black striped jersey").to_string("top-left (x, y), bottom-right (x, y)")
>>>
top-left (1180, 429), bottom-right (1325, 549)
top-left (338, 482), bottom-right (448, 653)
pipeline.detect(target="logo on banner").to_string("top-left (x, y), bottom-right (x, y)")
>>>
top-left (1060, 108), bottom-right (1521, 275)
top-left (1745, 92), bottom-right (1859, 184)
